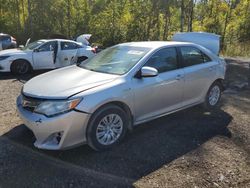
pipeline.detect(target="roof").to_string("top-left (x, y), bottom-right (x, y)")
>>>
top-left (38, 39), bottom-right (79, 44)
top-left (0, 33), bottom-right (10, 36)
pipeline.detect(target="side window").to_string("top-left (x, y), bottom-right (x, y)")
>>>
top-left (61, 42), bottom-right (78, 50)
top-left (38, 41), bottom-right (57, 52)
top-left (145, 47), bottom-right (178, 73)
top-left (180, 46), bottom-right (211, 67)
top-left (0, 36), bottom-right (10, 43)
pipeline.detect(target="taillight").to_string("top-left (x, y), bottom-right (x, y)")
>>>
top-left (11, 37), bottom-right (16, 42)
top-left (91, 48), bottom-right (96, 53)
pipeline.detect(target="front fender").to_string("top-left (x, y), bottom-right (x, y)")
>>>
top-left (73, 81), bottom-right (134, 115)
top-left (0, 59), bottom-right (11, 72)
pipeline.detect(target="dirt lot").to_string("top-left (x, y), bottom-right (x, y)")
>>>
top-left (0, 59), bottom-right (249, 188)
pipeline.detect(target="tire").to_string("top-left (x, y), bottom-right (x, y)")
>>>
top-left (11, 60), bottom-right (31, 74)
top-left (87, 104), bottom-right (129, 151)
top-left (203, 81), bottom-right (222, 110)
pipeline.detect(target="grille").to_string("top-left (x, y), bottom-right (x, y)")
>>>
top-left (21, 95), bottom-right (43, 112)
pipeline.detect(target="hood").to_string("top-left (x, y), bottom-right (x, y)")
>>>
top-left (23, 65), bottom-right (119, 99)
top-left (172, 32), bottom-right (220, 55)
top-left (0, 49), bottom-right (29, 56)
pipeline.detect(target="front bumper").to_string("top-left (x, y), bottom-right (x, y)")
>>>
top-left (16, 96), bottom-right (90, 150)
top-left (0, 59), bottom-right (11, 72)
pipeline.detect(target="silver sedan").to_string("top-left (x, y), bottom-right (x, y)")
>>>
top-left (16, 41), bottom-right (226, 151)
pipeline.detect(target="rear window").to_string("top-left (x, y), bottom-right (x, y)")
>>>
top-left (61, 42), bottom-right (79, 50)
top-left (180, 46), bottom-right (212, 67)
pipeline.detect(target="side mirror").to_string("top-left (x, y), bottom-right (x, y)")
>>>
top-left (33, 48), bottom-right (39, 52)
top-left (140, 66), bottom-right (158, 78)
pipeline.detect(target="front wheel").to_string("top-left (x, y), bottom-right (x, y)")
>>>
top-left (87, 104), bottom-right (128, 151)
top-left (11, 60), bottom-right (31, 74)
top-left (203, 82), bottom-right (222, 110)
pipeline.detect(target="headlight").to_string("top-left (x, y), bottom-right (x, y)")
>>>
top-left (34, 98), bottom-right (82, 117)
top-left (0, 56), bottom-right (10, 61)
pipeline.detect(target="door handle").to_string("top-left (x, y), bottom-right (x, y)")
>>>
top-left (64, 57), bottom-right (68, 61)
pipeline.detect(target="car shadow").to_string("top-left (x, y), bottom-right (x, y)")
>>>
top-left (2, 106), bottom-right (232, 184)
top-left (0, 70), bottom-right (51, 82)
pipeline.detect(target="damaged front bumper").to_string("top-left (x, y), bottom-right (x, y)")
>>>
top-left (16, 95), bottom-right (90, 150)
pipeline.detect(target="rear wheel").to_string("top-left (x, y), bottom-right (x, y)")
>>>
top-left (11, 60), bottom-right (31, 74)
top-left (87, 104), bottom-right (128, 151)
top-left (203, 82), bottom-right (222, 110)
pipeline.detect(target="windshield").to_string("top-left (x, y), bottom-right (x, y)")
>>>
top-left (22, 40), bottom-right (45, 50)
top-left (79, 45), bottom-right (151, 75)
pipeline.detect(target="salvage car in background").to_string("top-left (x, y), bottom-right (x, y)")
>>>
top-left (17, 34), bottom-right (226, 151)
top-left (0, 39), bottom-right (96, 74)
top-left (0, 33), bottom-right (17, 51)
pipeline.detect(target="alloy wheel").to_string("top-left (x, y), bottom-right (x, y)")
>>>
top-left (96, 114), bottom-right (123, 145)
top-left (208, 85), bottom-right (221, 106)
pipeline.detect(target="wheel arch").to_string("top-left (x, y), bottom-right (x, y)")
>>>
top-left (90, 101), bottom-right (134, 131)
top-left (77, 56), bottom-right (88, 64)
top-left (203, 78), bottom-right (224, 109)
top-left (201, 78), bottom-right (225, 103)
top-left (11, 58), bottom-right (33, 70)
top-left (212, 78), bottom-right (225, 91)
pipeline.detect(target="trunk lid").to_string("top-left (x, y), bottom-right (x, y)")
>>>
top-left (172, 32), bottom-right (220, 55)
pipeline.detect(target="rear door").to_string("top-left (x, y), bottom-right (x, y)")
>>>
top-left (132, 47), bottom-right (184, 123)
top-left (178, 46), bottom-right (218, 106)
top-left (57, 41), bottom-right (78, 67)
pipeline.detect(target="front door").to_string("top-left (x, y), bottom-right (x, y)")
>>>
top-left (33, 41), bottom-right (58, 69)
top-left (132, 47), bottom-right (184, 123)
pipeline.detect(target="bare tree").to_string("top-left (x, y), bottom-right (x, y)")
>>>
top-left (222, 0), bottom-right (234, 48)
top-left (188, 0), bottom-right (194, 32)
top-left (27, 0), bottom-right (33, 37)
top-left (180, 0), bottom-right (184, 32)
top-left (21, 0), bottom-right (25, 25)
top-left (15, 0), bottom-right (21, 32)
top-left (67, 0), bottom-right (71, 38)
top-left (163, 0), bottom-right (171, 40)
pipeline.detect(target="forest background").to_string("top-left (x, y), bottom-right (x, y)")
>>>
top-left (0, 0), bottom-right (250, 56)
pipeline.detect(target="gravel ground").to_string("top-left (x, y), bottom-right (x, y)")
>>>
top-left (0, 59), bottom-right (249, 188)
